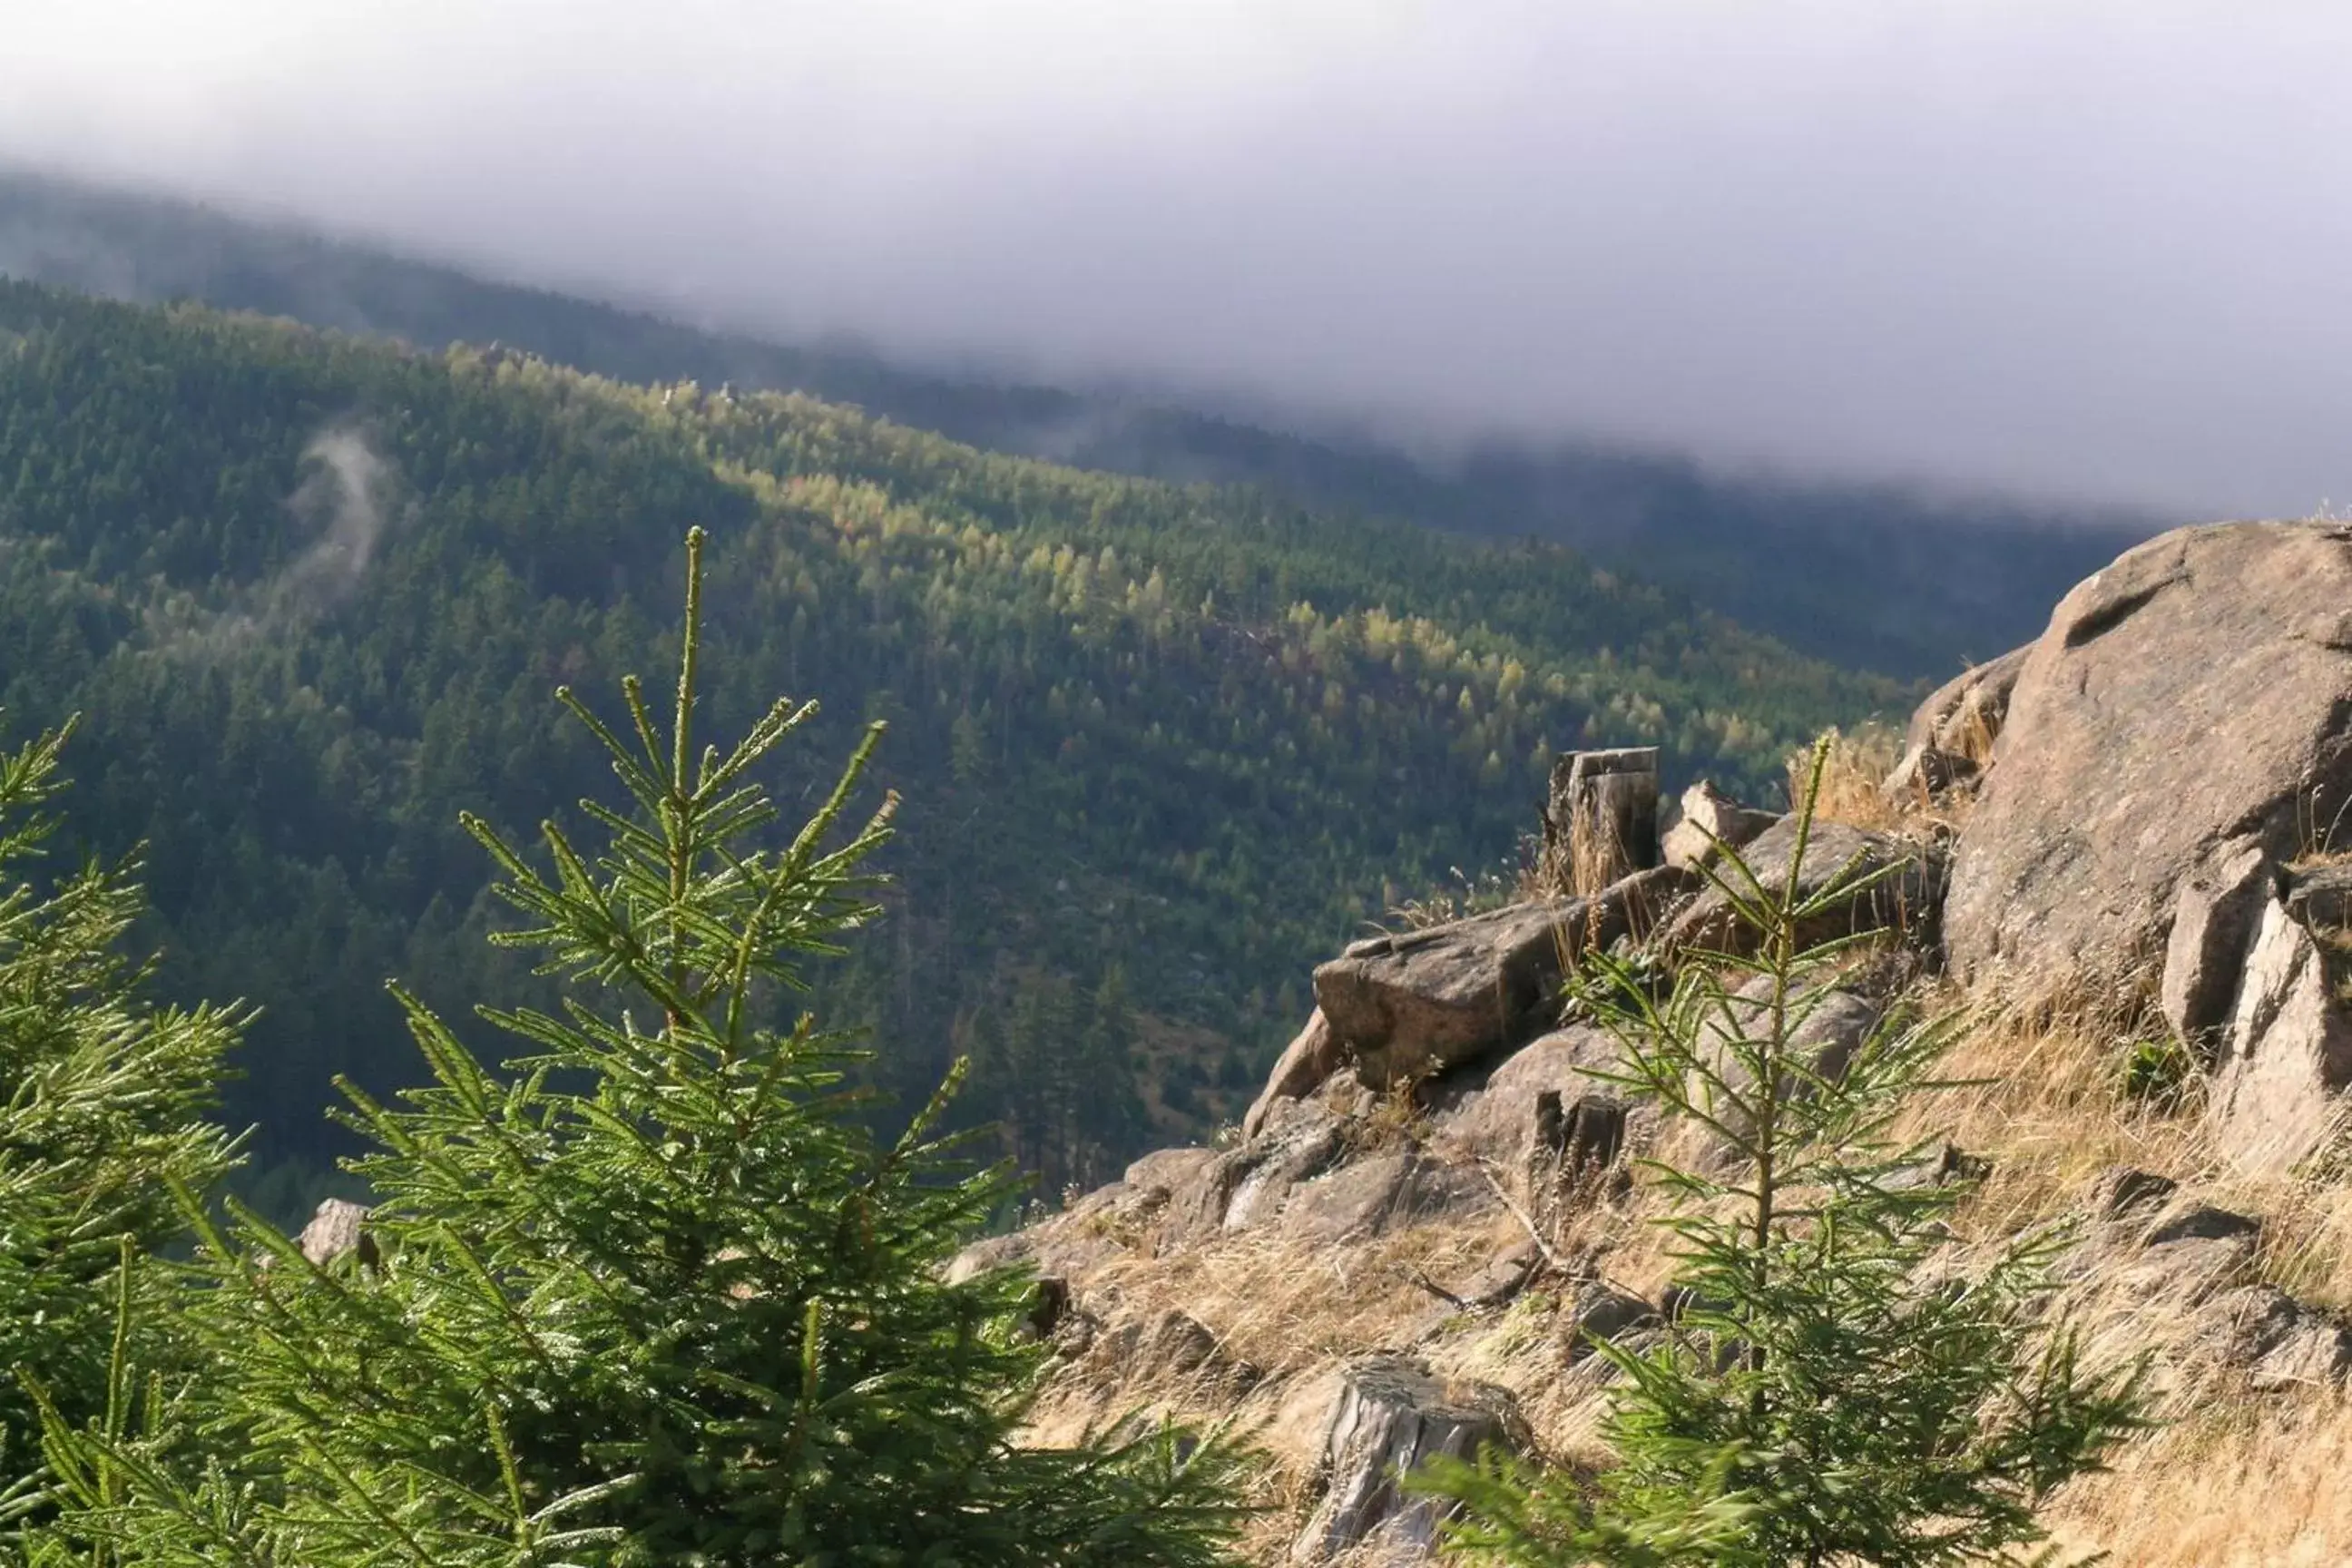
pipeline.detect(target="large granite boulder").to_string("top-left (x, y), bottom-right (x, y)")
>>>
top-left (1945, 522), bottom-right (2352, 1003)
top-left (1315, 866), bottom-right (1691, 1090)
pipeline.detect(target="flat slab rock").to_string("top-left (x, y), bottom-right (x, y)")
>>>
top-left (1316, 866), bottom-right (1691, 1091)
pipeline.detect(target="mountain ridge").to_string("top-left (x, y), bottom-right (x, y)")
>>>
top-left (0, 165), bottom-right (2166, 679)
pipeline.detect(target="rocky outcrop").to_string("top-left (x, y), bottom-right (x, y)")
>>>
top-left (1428, 1025), bottom-right (1625, 1171)
top-left (977, 559), bottom-right (2352, 1561)
top-left (1314, 865), bottom-right (1690, 1092)
top-left (1879, 744), bottom-right (1980, 807)
top-left (1920, 521), bottom-right (2352, 1169)
top-left (1174, 1100), bottom-right (1348, 1240)
top-left (2206, 896), bottom-right (2352, 1172)
top-left (2157, 838), bottom-right (2275, 1050)
top-left (1279, 1151), bottom-right (1494, 1246)
top-left (1879, 647), bottom-right (2030, 810)
top-left (297, 1198), bottom-right (377, 1269)
top-left (2287, 860), bottom-right (2352, 929)
top-left (1291, 1357), bottom-right (1521, 1564)
top-left (2067, 1168), bottom-right (2352, 1390)
top-left (1905, 644), bottom-right (2029, 760)
top-left (1661, 779), bottom-right (1779, 872)
top-left (1658, 817), bottom-right (1941, 959)
top-left (947, 1145), bottom-right (1221, 1286)
top-left (1244, 1009), bottom-right (1341, 1142)
top-left (1945, 523), bottom-right (2352, 998)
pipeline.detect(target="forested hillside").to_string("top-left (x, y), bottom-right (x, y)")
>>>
top-left (0, 279), bottom-right (1896, 1191)
top-left (0, 167), bottom-right (2161, 678)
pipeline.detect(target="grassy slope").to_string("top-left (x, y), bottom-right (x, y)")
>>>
top-left (1018, 759), bottom-right (2352, 1562)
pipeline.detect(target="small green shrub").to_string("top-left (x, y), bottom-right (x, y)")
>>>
top-left (1420, 737), bottom-right (2148, 1567)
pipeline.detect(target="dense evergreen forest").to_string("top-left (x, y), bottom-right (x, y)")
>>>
top-left (0, 167), bottom-right (2160, 679)
top-left (0, 279), bottom-right (1897, 1193)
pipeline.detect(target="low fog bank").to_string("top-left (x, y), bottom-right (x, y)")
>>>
top-left (5, 4), bottom-right (2351, 516)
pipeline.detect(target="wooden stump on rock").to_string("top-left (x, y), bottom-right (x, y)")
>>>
top-left (1534, 1089), bottom-right (1626, 1187)
top-left (1544, 748), bottom-right (1661, 896)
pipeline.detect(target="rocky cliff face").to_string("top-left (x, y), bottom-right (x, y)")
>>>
top-left (969, 518), bottom-right (2352, 1564)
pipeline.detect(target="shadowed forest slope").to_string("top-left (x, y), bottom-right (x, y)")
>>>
top-left (0, 279), bottom-right (1895, 1184)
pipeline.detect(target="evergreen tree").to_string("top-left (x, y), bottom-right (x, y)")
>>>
top-left (1422, 740), bottom-right (2147, 1566)
top-left (22, 532), bottom-right (1248, 1567)
top-left (0, 720), bottom-right (240, 1531)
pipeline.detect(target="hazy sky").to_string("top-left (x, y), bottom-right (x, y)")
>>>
top-left (4, 1), bottom-right (2348, 514)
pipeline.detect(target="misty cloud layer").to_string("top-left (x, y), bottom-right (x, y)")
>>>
top-left (147, 423), bottom-right (401, 656)
top-left (5, 2), bottom-right (2349, 514)
top-left (277, 425), bottom-right (396, 616)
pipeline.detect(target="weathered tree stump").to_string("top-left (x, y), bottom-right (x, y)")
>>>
top-left (1023, 1274), bottom-right (1071, 1339)
top-left (1534, 1089), bottom-right (1626, 1186)
top-left (1290, 1356), bottom-right (1520, 1563)
top-left (1544, 748), bottom-right (1661, 895)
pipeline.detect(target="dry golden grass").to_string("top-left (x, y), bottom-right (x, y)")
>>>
top-left (1891, 978), bottom-right (2352, 1308)
top-left (1025, 1210), bottom-right (1528, 1449)
top-left (2216, 1148), bottom-right (2352, 1313)
top-left (1891, 983), bottom-right (2203, 1241)
top-left (1945, 676), bottom-right (2005, 770)
top-left (1022, 1208), bottom-right (1556, 1559)
top-left (2046, 1389), bottom-right (2352, 1565)
top-left (1527, 797), bottom-right (1640, 901)
top-left (2287, 840), bottom-right (2352, 1008)
top-left (1792, 722), bottom-right (1905, 831)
